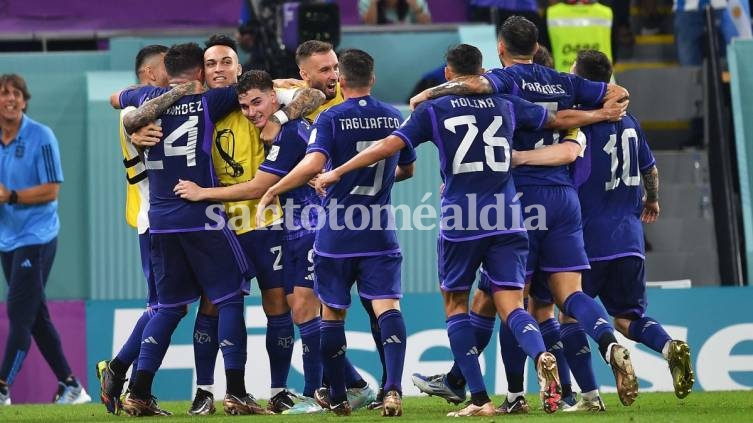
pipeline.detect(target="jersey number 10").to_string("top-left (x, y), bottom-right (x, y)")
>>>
top-left (604, 127), bottom-right (640, 191)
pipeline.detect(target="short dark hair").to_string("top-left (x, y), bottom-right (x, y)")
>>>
top-left (163, 43), bottom-right (205, 78)
top-left (499, 15), bottom-right (538, 57)
top-left (134, 44), bottom-right (168, 79)
top-left (236, 70), bottom-right (274, 96)
top-left (533, 45), bottom-right (554, 69)
top-left (574, 50), bottom-right (612, 82)
top-left (0, 74), bottom-right (31, 111)
top-left (205, 34), bottom-right (238, 53)
top-left (295, 40), bottom-right (334, 65)
top-left (446, 44), bottom-right (483, 76)
top-left (338, 49), bottom-right (374, 89)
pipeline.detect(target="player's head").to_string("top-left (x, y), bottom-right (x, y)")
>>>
top-left (445, 43), bottom-right (483, 80)
top-left (571, 49), bottom-right (612, 83)
top-left (164, 42), bottom-right (205, 83)
top-left (295, 40), bottom-right (339, 100)
top-left (204, 34), bottom-right (242, 89)
top-left (338, 49), bottom-right (374, 91)
top-left (0, 74), bottom-right (30, 116)
top-left (134, 44), bottom-right (169, 87)
top-left (236, 70), bottom-right (278, 128)
top-left (498, 15), bottom-right (539, 62)
top-left (533, 44), bottom-right (554, 69)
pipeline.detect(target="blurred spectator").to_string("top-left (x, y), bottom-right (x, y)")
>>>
top-left (547, 0), bottom-right (613, 71)
top-left (673, 0), bottom-right (726, 66)
top-left (237, 1), bottom-right (299, 78)
top-left (469, 0), bottom-right (550, 49)
top-left (360, 0), bottom-right (432, 24)
top-left (236, 23), bottom-right (267, 72)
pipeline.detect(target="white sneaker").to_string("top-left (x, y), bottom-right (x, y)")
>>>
top-left (0, 387), bottom-right (10, 406)
top-left (346, 384), bottom-right (376, 410)
top-left (55, 383), bottom-right (92, 405)
top-left (562, 395), bottom-right (606, 412)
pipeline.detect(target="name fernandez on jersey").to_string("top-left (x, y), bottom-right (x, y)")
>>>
top-left (162, 100), bottom-right (204, 116)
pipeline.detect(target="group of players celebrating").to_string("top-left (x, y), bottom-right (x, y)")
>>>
top-left (95, 14), bottom-right (695, 418)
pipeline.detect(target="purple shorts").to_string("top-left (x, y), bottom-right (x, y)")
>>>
top-left (521, 185), bottom-right (590, 275)
top-left (582, 256), bottom-right (647, 319)
top-left (438, 232), bottom-right (528, 292)
top-left (150, 228), bottom-right (248, 307)
top-left (237, 227), bottom-right (285, 291)
top-left (138, 231), bottom-right (158, 308)
top-left (313, 252), bottom-right (402, 309)
top-left (283, 233), bottom-right (316, 295)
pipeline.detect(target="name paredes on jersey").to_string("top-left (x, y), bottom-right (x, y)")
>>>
top-left (338, 116), bottom-right (401, 131)
top-left (520, 79), bottom-right (566, 95)
top-left (450, 97), bottom-right (495, 109)
top-left (162, 100), bottom-right (204, 116)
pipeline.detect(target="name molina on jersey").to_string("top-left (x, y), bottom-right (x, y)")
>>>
top-left (450, 97), bottom-right (495, 109)
top-left (520, 79), bottom-right (566, 95)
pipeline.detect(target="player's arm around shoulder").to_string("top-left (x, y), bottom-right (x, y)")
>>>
top-left (409, 75), bottom-right (492, 110)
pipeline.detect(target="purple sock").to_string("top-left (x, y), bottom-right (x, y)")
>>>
top-left (193, 313), bottom-right (219, 386)
top-left (499, 321), bottom-right (527, 393)
top-left (562, 292), bottom-right (615, 342)
top-left (298, 317), bottom-right (322, 397)
top-left (506, 308), bottom-right (546, 359)
top-left (378, 309), bottom-right (406, 392)
top-left (361, 298), bottom-right (387, 388)
top-left (321, 320), bottom-right (347, 403)
top-left (267, 312), bottom-right (294, 389)
top-left (115, 310), bottom-right (152, 368)
top-left (137, 307), bottom-right (185, 374)
top-left (448, 311), bottom-right (495, 382)
top-left (446, 314), bottom-right (485, 395)
top-left (217, 300), bottom-right (247, 371)
top-left (560, 322), bottom-right (597, 392)
top-left (628, 316), bottom-right (672, 354)
top-left (539, 318), bottom-right (571, 388)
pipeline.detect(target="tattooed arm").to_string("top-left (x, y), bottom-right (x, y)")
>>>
top-left (641, 165), bottom-right (660, 223)
top-left (122, 81), bottom-right (202, 134)
top-left (260, 87), bottom-right (326, 144)
top-left (281, 88), bottom-right (326, 121)
top-left (409, 75), bottom-right (493, 110)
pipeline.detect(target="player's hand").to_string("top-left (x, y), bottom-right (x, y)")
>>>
top-left (256, 189), bottom-right (278, 228)
top-left (315, 170), bottom-right (340, 196)
top-left (260, 120), bottom-right (281, 145)
top-left (131, 122), bottom-right (163, 147)
top-left (173, 179), bottom-right (204, 201)
top-left (307, 172), bottom-right (321, 190)
top-left (0, 183), bottom-right (9, 204)
top-left (603, 96), bottom-right (629, 122)
top-left (641, 200), bottom-right (660, 223)
top-left (273, 78), bottom-right (305, 89)
top-left (409, 90), bottom-right (429, 111)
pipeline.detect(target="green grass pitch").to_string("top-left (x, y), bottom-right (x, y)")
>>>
top-left (1, 391), bottom-right (751, 422)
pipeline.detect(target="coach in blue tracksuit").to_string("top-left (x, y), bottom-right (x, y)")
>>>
top-left (0, 74), bottom-right (89, 405)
